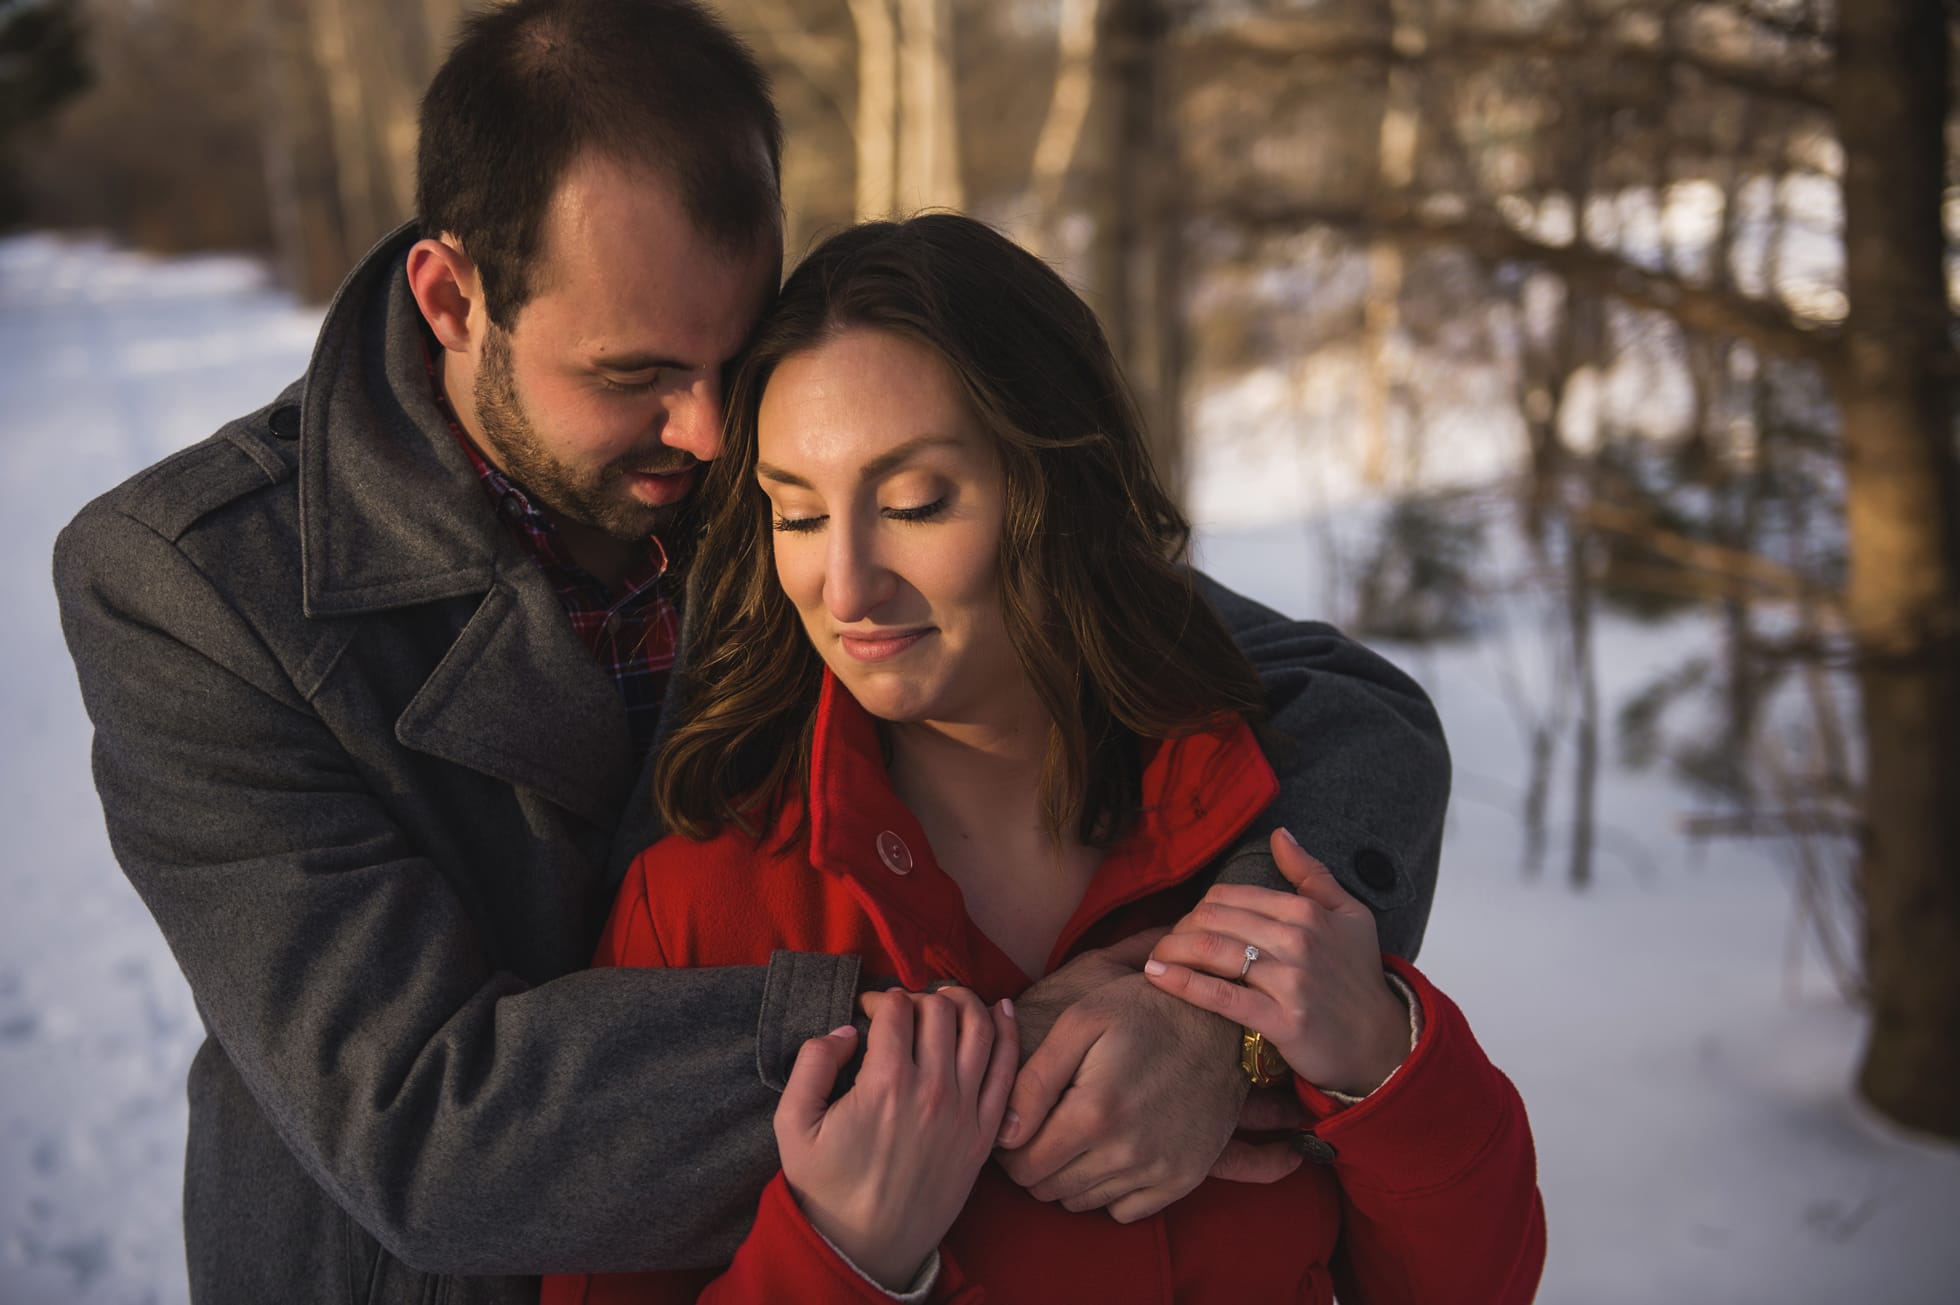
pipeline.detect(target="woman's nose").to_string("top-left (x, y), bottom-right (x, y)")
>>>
top-left (823, 519), bottom-right (897, 623)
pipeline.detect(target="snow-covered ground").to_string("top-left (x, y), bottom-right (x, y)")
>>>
top-left (3, 233), bottom-right (1956, 1304)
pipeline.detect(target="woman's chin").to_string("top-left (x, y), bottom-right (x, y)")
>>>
top-left (852, 687), bottom-right (936, 725)
top-left (823, 661), bottom-right (927, 720)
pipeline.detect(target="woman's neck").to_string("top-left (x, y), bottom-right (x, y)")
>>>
top-left (884, 705), bottom-right (1052, 849)
top-left (883, 693), bottom-right (1105, 978)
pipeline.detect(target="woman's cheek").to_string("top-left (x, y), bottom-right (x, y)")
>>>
top-left (776, 546), bottom-right (825, 626)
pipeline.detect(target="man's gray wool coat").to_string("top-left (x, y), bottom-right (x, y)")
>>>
top-left (52, 225), bottom-right (1450, 1304)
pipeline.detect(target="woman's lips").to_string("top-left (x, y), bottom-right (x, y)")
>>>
top-left (839, 629), bottom-right (933, 662)
top-left (625, 466), bottom-right (697, 506)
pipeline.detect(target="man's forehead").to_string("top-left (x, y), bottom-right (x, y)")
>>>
top-left (536, 151), bottom-right (779, 281)
top-left (517, 155), bottom-right (780, 361)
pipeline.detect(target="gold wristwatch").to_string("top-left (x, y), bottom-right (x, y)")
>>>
top-left (1240, 1027), bottom-right (1291, 1086)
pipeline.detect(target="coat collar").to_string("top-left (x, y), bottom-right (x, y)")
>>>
top-left (298, 222), bottom-right (504, 618)
top-left (294, 223), bottom-right (633, 824)
top-left (804, 670), bottom-right (1279, 978)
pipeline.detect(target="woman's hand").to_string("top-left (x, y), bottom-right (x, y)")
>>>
top-left (774, 985), bottom-right (1018, 1291)
top-left (1143, 828), bottom-right (1411, 1098)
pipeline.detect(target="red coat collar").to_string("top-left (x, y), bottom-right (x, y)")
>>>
top-left (804, 669), bottom-right (1279, 983)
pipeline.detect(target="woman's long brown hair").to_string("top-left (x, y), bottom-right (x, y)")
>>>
top-left (655, 214), bottom-right (1267, 845)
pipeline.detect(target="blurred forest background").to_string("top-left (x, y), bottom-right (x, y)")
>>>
top-left (2, 0), bottom-right (1955, 1146)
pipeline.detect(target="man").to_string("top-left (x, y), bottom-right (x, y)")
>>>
top-left (52, 2), bottom-right (1449, 1302)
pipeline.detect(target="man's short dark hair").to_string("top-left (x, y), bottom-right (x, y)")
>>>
top-left (416, 0), bottom-right (783, 328)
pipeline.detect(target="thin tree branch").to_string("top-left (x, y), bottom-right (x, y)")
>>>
top-left (1185, 15), bottom-right (1830, 110)
top-left (1230, 198), bottom-right (1846, 367)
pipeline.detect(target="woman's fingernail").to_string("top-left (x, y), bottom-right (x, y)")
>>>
top-left (1281, 827), bottom-right (1301, 849)
top-left (830, 1025), bottom-right (857, 1039)
top-left (999, 1109), bottom-right (1020, 1139)
top-left (1000, 997), bottom-right (1015, 1018)
top-left (1144, 959), bottom-right (1167, 976)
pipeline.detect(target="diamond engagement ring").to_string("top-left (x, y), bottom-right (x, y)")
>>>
top-left (1238, 944), bottom-right (1260, 982)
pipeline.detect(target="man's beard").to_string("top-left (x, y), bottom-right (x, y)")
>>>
top-left (472, 325), bottom-right (698, 543)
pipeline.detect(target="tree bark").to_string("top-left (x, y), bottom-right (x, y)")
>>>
top-left (845, 0), bottom-right (899, 219)
top-left (306, 0), bottom-right (380, 256)
top-left (1093, 0), bottom-right (1184, 502)
top-left (896, 0), bottom-right (963, 211)
top-left (1838, 0), bottom-right (1960, 1138)
top-left (1362, 8), bottom-right (1418, 488)
top-left (258, 0), bottom-right (348, 299)
top-left (1024, 0), bottom-right (1101, 255)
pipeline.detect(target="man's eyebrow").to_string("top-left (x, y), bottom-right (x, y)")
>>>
top-left (590, 351), bottom-right (696, 372)
top-left (756, 435), bottom-right (965, 489)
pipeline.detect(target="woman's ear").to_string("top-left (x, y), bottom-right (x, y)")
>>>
top-left (405, 236), bottom-right (480, 352)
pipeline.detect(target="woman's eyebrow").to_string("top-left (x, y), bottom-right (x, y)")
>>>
top-left (756, 435), bottom-right (964, 488)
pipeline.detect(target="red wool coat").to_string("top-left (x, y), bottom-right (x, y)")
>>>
top-left (545, 673), bottom-right (1545, 1305)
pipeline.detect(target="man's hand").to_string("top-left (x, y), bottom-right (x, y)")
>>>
top-left (1006, 929), bottom-right (1162, 1062)
top-left (994, 959), bottom-right (1302, 1223)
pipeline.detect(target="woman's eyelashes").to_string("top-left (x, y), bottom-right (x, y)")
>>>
top-left (771, 496), bottom-right (950, 533)
top-left (885, 497), bottom-right (949, 523)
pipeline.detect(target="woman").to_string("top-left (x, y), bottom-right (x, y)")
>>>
top-left (545, 215), bottom-right (1543, 1304)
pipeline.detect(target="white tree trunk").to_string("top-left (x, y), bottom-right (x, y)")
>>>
top-left (1025, 0), bottom-right (1101, 254)
top-left (897, 0), bottom-right (963, 212)
top-left (845, 0), bottom-right (899, 219)
top-left (306, 0), bottom-right (378, 246)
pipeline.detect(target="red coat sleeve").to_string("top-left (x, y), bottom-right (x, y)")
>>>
top-left (544, 1173), bottom-right (981, 1305)
top-left (1292, 956), bottom-right (1547, 1305)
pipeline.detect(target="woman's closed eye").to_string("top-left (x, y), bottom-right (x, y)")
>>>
top-left (885, 497), bottom-right (948, 523)
top-left (772, 497), bottom-right (949, 533)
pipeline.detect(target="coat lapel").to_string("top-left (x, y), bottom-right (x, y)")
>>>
top-left (295, 223), bottom-right (632, 826)
top-left (394, 566), bottom-right (632, 828)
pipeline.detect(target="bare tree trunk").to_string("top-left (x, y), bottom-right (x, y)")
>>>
top-left (846, 0), bottom-right (899, 219)
top-left (259, 0), bottom-right (349, 298)
top-left (1566, 508), bottom-right (1599, 890)
top-left (1362, 14), bottom-right (1420, 487)
top-left (1024, 0), bottom-right (1101, 255)
top-left (1094, 0), bottom-right (1184, 500)
top-left (1522, 720), bottom-right (1555, 879)
top-left (1838, 0), bottom-right (1960, 1139)
top-left (307, 0), bottom-right (381, 253)
top-left (354, 0), bottom-right (426, 226)
top-left (258, 0), bottom-right (308, 295)
top-left (896, 0), bottom-right (963, 211)
top-left (1362, 241), bottom-right (1405, 488)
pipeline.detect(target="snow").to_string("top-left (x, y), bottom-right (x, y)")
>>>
top-left (4, 232), bottom-right (1957, 1303)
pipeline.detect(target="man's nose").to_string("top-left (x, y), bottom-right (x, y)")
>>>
top-left (659, 373), bottom-right (723, 461)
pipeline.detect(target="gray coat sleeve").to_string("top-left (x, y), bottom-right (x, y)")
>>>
top-left (1198, 573), bottom-right (1448, 960)
top-left (53, 501), bottom-right (857, 1275)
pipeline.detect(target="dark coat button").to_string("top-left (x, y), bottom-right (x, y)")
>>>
top-left (1354, 847), bottom-right (1397, 893)
top-left (267, 405), bottom-right (301, 440)
top-left (1294, 1134), bottom-right (1339, 1164)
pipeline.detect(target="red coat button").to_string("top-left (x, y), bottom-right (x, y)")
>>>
top-left (876, 830), bottom-right (913, 875)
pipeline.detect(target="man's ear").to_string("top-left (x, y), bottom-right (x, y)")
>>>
top-left (405, 236), bottom-right (481, 352)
